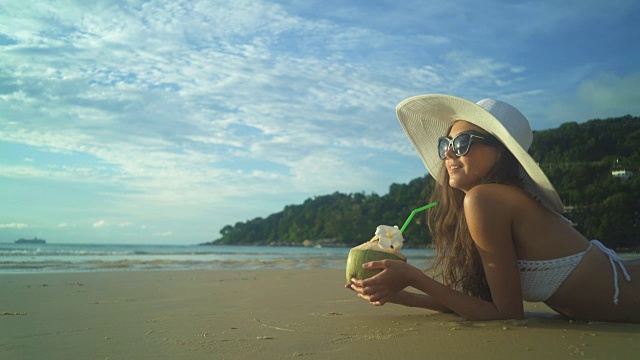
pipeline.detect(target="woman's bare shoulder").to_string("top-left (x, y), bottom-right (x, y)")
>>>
top-left (462, 184), bottom-right (521, 228)
top-left (464, 183), bottom-right (533, 208)
top-left (463, 184), bottom-right (548, 227)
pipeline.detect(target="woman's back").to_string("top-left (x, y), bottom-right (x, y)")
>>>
top-left (496, 184), bottom-right (640, 322)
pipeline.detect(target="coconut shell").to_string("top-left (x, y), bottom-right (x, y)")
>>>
top-left (345, 236), bottom-right (406, 284)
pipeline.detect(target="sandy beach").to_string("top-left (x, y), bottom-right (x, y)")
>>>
top-left (1, 269), bottom-right (639, 359)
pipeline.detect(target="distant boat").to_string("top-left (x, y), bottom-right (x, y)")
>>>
top-left (15, 237), bottom-right (46, 244)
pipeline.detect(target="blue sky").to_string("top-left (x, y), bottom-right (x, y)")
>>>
top-left (1, 0), bottom-right (639, 245)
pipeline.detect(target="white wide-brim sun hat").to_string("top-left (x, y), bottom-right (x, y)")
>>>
top-left (396, 94), bottom-right (564, 214)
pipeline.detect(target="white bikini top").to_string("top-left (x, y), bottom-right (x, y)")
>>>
top-left (517, 240), bottom-right (631, 304)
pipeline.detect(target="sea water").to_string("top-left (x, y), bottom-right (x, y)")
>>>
top-left (0, 242), bottom-right (435, 274)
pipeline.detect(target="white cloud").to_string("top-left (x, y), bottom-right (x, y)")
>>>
top-left (93, 220), bottom-right (108, 228)
top-left (549, 72), bottom-right (640, 124)
top-left (576, 72), bottom-right (640, 114)
top-left (0, 223), bottom-right (29, 229)
top-left (153, 231), bottom-right (173, 237)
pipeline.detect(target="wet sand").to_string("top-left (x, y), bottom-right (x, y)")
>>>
top-left (1, 269), bottom-right (639, 359)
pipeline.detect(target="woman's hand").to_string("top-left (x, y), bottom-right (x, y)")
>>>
top-left (348, 260), bottom-right (419, 306)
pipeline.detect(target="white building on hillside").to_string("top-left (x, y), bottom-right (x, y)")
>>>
top-left (611, 169), bottom-right (633, 180)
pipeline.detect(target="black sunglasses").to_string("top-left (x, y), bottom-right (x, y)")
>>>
top-left (438, 130), bottom-right (501, 160)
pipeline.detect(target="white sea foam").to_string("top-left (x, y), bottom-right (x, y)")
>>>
top-left (0, 242), bottom-right (435, 274)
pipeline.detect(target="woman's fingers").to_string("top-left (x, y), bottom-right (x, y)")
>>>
top-left (345, 283), bottom-right (356, 291)
top-left (353, 284), bottom-right (390, 306)
top-left (355, 286), bottom-right (389, 302)
top-left (350, 283), bottom-right (365, 295)
top-left (357, 292), bottom-right (386, 306)
top-left (351, 277), bottom-right (379, 292)
top-left (350, 273), bottom-right (392, 305)
top-left (351, 282), bottom-right (377, 296)
top-left (362, 260), bottom-right (387, 270)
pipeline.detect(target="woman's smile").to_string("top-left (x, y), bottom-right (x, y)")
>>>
top-left (447, 162), bottom-right (463, 173)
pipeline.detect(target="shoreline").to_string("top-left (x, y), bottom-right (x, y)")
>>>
top-left (1, 269), bottom-right (639, 359)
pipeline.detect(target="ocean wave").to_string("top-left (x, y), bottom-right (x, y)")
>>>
top-left (0, 258), bottom-right (355, 273)
top-left (0, 249), bottom-right (135, 256)
top-left (0, 247), bottom-right (355, 257)
top-left (0, 243), bottom-right (435, 273)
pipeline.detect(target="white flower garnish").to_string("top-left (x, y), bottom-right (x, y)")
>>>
top-left (375, 225), bottom-right (404, 250)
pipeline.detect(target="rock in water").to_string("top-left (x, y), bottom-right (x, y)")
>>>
top-left (345, 236), bottom-right (406, 284)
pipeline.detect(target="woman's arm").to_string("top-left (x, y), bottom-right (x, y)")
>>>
top-left (406, 267), bottom-right (523, 320)
top-left (461, 184), bottom-right (525, 319)
top-left (389, 289), bottom-right (454, 313)
top-left (352, 259), bottom-right (521, 320)
top-left (351, 184), bottom-right (525, 320)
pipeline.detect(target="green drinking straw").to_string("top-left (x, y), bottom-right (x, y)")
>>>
top-left (399, 202), bottom-right (438, 233)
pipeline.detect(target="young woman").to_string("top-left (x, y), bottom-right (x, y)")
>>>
top-left (348, 94), bottom-right (640, 322)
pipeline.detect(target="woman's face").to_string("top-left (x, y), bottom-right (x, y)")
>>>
top-left (443, 121), bottom-right (501, 193)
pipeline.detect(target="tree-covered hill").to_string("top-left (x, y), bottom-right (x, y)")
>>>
top-left (531, 115), bottom-right (640, 248)
top-left (210, 176), bottom-right (436, 248)
top-left (204, 115), bottom-right (640, 249)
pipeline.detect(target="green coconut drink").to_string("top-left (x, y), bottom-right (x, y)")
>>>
top-left (345, 202), bottom-right (437, 285)
top-left (345, 236), bottom-right (406, 284)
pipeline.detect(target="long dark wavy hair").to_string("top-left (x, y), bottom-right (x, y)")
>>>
top-left (426, 127), bottom-right (524, 301)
